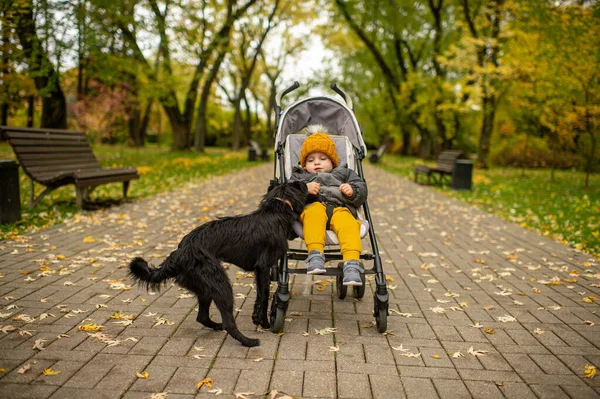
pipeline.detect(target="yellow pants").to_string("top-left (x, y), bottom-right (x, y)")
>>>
top-left (300, 202), bottom-right (362, 261)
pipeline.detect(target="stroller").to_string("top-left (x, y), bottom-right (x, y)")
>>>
top-left (268, 82), bottom-right (389, 333)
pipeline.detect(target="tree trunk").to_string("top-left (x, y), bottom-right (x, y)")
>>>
top-left (140, 100), bottom-right (153, 140)
top-left (194, 48), bottom-right (228, 152)
top-left (232, 99), bottom-right (243, 150)
top-left (13, 1), bottom-right (67, 129)
top-left (0, 5), bottom-right (10, 126)
top-left (243, 92), bottom-right (252, 145)
top-left (476, 92), bottom-right (496, 168)
top-left (27, 95), bottom-right (35, 127)
top-left (163, 104), bottom-right (189, 150)
top-left (128, 100), bottom-right (143, 147)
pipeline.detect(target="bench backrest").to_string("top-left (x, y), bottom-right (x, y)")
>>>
top-left (436, 150), bottom-right (466, 173)
top-left (0, 126), bottom-right (101, 183)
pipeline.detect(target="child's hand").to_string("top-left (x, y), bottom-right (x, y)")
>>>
top-left (307, 182), bottom-right (321, 195)
top-left (339, 183), bottom-right (353, 197)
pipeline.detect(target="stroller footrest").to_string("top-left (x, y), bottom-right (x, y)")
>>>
top-left (287, 267), bottom-right (376, 276)
top-left (287, 251), bottom-right (374, 261)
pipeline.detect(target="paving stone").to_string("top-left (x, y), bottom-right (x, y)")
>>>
top-left (497, 382), bottom-right (538, 399)
top-left (401, 377), bottom-right (439, 399)
top-left (204, 367), bottom-right (239, 394)
top-left (369, 374), bottom-right (405, 399)
top-left (129, 365), bottom-right (177, 392)
top-left (464, 381), bottom-right (505, 399)
top-left (432, 379), bottom-right (472, 399)
top-left (302, 370), bottom-right (336, 398)
top-left (233, 368), bottom-right (271, 394)
top-left (530, 384), bottom-right (570, 398)
top-left (337, 372), bottom-right (371, 399)
top-left (163, 367), bottom-right (210, 394)
top-left (530, 353), bottom-right (576, 375)
top-left (0, 383), bottom-right (58, 399)
top-left (269, 369), bottom-right (303, 397)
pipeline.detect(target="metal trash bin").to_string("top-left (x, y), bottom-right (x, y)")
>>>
top-left (260, 149), bottom-right (269, 161)
top-left (0, 160), bottom-right (21, 224)
top-left (452, 160), bottom-right (473, 190)
top-left (248, 147), bottom-right (257, 162)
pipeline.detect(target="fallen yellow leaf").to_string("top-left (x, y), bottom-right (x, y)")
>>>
top-left (43, 368), bottom-right (62, 376)
top-left (385, 276), bottom-right (395, 281)
top-left (0, 368), bottom-right (7, 373)
top-left (77, 323), bottom-right (103, 332)
top-left (83, 236), bottom-right (96, 243)
top-left (197, 377), bottom-right (213, 390)
top-left (583, 296), bottom-right (598, 303)
top-left (485, 328), bottom-right (495, 335)
top-left (584, 364), bottom-right (596, 379)
top-left (432, 354), bottom-right (441, 359)
top-left (136, 371), bottom-right (149, 379)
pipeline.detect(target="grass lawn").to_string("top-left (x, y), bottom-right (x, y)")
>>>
top-left (378, 155), bottom-right (600, 259)
top-left (0, 143), bottom-right (258, 241)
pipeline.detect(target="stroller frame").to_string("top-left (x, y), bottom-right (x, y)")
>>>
top-left (268, 82), bottom-right (389, 333)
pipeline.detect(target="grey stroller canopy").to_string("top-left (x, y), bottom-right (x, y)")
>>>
top-left (274, 96), bottom-right (367, 156)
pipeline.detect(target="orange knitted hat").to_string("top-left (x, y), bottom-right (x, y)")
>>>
top-left (299, 132), bottom-right (339, 168)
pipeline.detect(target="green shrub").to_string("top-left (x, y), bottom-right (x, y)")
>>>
top-left (490, 134), bottom-right (580, 169)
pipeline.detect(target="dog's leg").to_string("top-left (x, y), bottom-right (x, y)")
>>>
top-left (196, 296), bottom-right (223, 330)
top-left (252, 264), bottom-right (271, 329)
top-left (213, 294), bottom-right (260, 348)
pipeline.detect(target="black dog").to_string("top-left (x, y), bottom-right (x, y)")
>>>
top-left (128, 181), bottom-right (308, 347)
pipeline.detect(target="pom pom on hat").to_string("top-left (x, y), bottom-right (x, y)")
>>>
top-left (299, 125), bottom-right (338, 168)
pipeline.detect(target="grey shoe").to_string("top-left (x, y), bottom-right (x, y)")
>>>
top-left (342, 260), bottom-right (364, 286)
top-left (305, 250), bottom-right (326, 275)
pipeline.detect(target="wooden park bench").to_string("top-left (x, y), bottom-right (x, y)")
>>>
top-left (413, 150), bottom-right (467, 185)
top-left (1, 126), bottom-right (139, 209)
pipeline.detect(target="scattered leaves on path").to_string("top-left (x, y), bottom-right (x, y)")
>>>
top-left (136, 371), bottom-right (149, 379)
top-left (314, 327), bottom-right (336, 335)
top-left (498, 315), bottom-right (516, 323)
top-left (468, 347), bottom-right (488, 357)
top-left (78, 323), bottom-right (103, 332)
top-left (584, 364), bottom-right (597, 379)
top-left (42, 368), bottom-right (61, 376)
top-left (17, 364), bottom-right (31, 374)
top-left (197, 377), bottom-right (213, 390)
top-left (401, 352), bottom-right (421, 358)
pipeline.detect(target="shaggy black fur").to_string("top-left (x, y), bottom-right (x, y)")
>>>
top-left (128, 181), bottom-right (308, 347)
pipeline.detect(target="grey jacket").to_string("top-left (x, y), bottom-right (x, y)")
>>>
top-left (290, 164), bottom-right (368, 218)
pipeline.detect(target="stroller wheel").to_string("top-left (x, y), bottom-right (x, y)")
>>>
top-left (374, 293), bottom-right (388, 333)
top-left (352, 274), bottom-right (366, 299)
top-left (270, 295), bottom-right (286, 333)
top-left (336, 263), bottom-right (347, 299)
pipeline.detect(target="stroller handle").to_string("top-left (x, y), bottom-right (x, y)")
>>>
top-left (275, 81), bottom-right (300, 110)
top-left (275, 81), bottom-right (300, 132)
top-left (330, 82), bottom-right (354, 110)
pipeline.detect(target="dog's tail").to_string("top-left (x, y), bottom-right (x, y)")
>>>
top-left (128, 252), bottom-right (180, 292)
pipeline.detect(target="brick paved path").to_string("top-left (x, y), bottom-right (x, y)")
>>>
top-left (0, 163), bottom-right (599, 399)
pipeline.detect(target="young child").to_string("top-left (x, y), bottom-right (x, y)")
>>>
top-left (291, 125), bottom-right (368, 285)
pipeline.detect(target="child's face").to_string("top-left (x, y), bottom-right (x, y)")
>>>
top-left (304, 152), bottom-right (333, 173)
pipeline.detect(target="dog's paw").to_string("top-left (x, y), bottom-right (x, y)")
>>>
top-left (243, 338), bottom-right (260, 347)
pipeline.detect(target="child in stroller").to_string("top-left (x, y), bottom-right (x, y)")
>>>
top-left (290, 124), bottom-right (367, 285)
top-left (268, 82), bottom-right (388, 334)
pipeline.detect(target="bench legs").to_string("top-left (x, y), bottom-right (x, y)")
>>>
top-left (30, 180), bottom-right (132, 210)
top-left (30, 180), bottom-right (58, 209)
